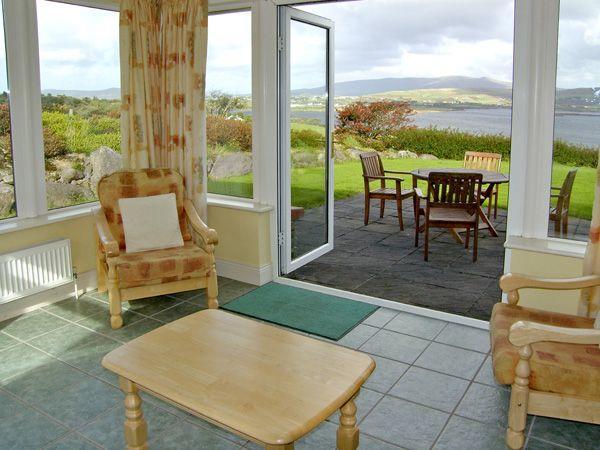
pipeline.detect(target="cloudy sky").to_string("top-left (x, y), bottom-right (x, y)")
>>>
top-left (0, 0), bottom-right (598, 94)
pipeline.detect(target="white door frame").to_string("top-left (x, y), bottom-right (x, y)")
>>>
top-left (278, 6), bottom-right (335, 274)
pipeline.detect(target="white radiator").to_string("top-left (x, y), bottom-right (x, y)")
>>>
top-left (0, 239), bottom-right (73, 304)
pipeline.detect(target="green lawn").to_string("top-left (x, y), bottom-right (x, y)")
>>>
top-left (209, 159), bottom-right (595, 220)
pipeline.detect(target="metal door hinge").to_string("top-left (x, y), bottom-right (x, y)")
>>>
top-left (278, 232), bottom-right (285, 246)
top-left (278, 36), bottom-right (284, 51)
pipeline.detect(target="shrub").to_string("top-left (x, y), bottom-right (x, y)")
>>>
top-left (290, 129), bottom-right (325, 149)
top-left (336, 100), bottom-right (414, 139)
top-left (206, 115), bottom-right (252, 152)
top-left (43, 127), bottom-right (68, 157)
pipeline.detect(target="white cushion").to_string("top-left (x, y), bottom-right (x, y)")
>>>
top-left (119, 193), bottom-right (184, 253)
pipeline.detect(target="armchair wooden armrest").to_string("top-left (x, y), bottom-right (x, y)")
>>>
top-left (499, 273), bottom-right (600, 305)
top-left (509, 320), bottom-right (600, 347)
top-left (184, 199), bottom-right (219, 250)
top-left (95, 209), bottom-right (119, 257)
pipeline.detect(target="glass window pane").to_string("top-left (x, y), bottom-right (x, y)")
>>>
top-left (206, 11), bottom-right (253, 199)
top-left (550, 0), bottom-right (600, 241)
top-left (37, 0), bottom-right (121, 210)
top-left (0, 2), bottom-right (16, 220)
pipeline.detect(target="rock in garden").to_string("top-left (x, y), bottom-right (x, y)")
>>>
top-left (419, 153), bottom-right (439, 160)
top-left (347, 148), bottom-right (364, 159)
top-left (0, 182), bottom-right (15, 217)
top-left (397, 150), bottom-right (418, 158)
top-left (45, 181), bottom-right (94, 209)
top-left (89, 146), bottom-right (122, 195)
top-left (209, 152), bottom-right (252, 179)
top-left (292, 151), bottom-right (319, 168)
top-left (59, 167), bottom-right (84, 184)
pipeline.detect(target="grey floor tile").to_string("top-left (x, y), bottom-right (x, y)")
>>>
top-left (0, 343), bottom-right (54, 381)
top-left (360, 329), bottom-right (430, 364)
top-left (328, 388), bottom-right (383, 424)
top-left (359, 434), bottom-right (405, 449)
top-left (525, 436), bottom-right (573, 450)
top-left (151, 301), bottom-right (205, 323)
top-left (0, 310), bottom-right (69, 341)
top-left (43, 433), bottom-right (101, 450)
top-left (149, 419), bottom-right (241, 449)
top-left (0, 391), bottom-right (68, 449)
top-left (76, 309), bottom-right (145, 335)
top-left (361, 396), bottom-right (449, 450)
top-left (384, 311), bottom-right (447, 340)
top-left (529, 416), bottom-right (600, 450)
top-left (2, 358), bottom-right (90, 402)
top-left (455, 382), bottom-right (511, 428)
top-left (338, 324), bottom-right (379, 349)
top-left (296, 420), bottom-right (337, 450)
top-left (125, 296), bottom-right (183, 316)
top-left (43, 296), bottom-right (108, 322)
top-left (80, 402), bottom-right (179, 450)
top-left (109, 317), bottom-right (164, 342)
top-left (363, 355), bottom-right (409, 393)
top-left (414, 342), bottom-right (486, 379)
top-left (434, 415), bottom-right (507, 450)
top-left (362, 307), bottom-right (398, 328)
top-left (474, 355), bottom-right (503, 387)
top-left (218, 281), bottom-right (257, 303)
top-left (389, 366), bottom-right (469, 413)
top-left (28, 324), bottom-right (120, 376)
top-left (34, 376), bottom-right (121, 428)
top-left (0, 332), bottom-right (18, 350)
top-left (434, 323), bottom-right (490, 353)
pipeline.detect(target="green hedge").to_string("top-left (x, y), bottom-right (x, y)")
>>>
top-left (378, 127), bottom-right (598, 168)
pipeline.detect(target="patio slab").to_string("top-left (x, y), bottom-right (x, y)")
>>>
top-left (288, 194), bottom-right (591, 320)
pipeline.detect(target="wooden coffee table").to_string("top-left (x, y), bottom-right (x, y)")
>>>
top-left (102, 309), bottom-right (375, 449)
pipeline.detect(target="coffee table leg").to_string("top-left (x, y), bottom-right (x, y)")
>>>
top-left (337, 396), bottom-right (359, 450)
top-left (119, 377), bottom-right (148, 450)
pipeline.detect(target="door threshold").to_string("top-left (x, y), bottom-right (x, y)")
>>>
top-left (275, 276), bottom-right (490, 330)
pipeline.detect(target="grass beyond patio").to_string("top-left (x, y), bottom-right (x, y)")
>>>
top-left (209, 159), bottom-right (596, 219)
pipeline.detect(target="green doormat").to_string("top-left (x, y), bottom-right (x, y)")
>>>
top-left (222, 283), bottom-right (378, 340)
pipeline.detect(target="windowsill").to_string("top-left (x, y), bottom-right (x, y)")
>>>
top-left (207, 194), bottom-right (273, 213)
top-left (0, 202), bottom-right (100, 236)
top-left (505, 235), bottom-right (587, 259)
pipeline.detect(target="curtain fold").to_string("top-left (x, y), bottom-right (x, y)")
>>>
top-left (581, 159), bottom-right (600, 328)
top-left (119, 0), bottom-right (208, 218)
top-left (119, 0), bottom-right (161, 169)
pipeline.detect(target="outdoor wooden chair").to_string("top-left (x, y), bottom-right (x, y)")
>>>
top-left (463, 151), bottom-right (502, 218)
top-left (359, 152), bottom-right (415, 230)
top-left (549, 169), bottom-right (577, 236)
top-left (491, 273), bottom-right (600, 449)
top-left (415, 171), bottom-right (483, 262)
top-left (95, 169), bottom-right (219, 329)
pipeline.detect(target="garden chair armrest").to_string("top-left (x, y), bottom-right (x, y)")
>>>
top-left (364, 175), bottom-right (404, 182)
top-left (384, 170), bottom-right (412, 175)
top-left (509, 320), bottom-right (600, 347)
top-left (95, 209), bottom-right (119, 257)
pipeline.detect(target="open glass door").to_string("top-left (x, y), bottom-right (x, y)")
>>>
top-left (279, 7), bottom-right (334, 275)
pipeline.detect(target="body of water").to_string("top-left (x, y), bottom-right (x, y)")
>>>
top-left (291, 107), bottom-right (600, 149)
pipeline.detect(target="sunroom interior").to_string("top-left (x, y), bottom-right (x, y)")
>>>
top-left (0, 0), bottom-right (598, 449)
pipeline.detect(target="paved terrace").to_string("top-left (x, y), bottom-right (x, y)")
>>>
top-left (288, 195), bottom-right (590, 321)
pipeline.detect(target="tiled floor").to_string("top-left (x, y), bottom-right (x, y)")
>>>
top-left (0, 280), bottom-right (597, 449)
top-left (287, 195), bottom-right (591, 321)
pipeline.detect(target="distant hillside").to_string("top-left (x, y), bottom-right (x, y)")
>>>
top-left (293, 76), bottom-right (512, 96)
top-left (42, 88), bottom-right (120, 100)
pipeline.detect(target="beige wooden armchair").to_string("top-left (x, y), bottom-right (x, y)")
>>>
top-left (491, 273), bottom-right (600, 450)
top-left (95, 169), bottom-right (219, 329)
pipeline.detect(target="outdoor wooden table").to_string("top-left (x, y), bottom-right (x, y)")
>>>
top-left (411, 167), bottom-right (509, 239)
top-left (102, 309), bottom-right (375, 450)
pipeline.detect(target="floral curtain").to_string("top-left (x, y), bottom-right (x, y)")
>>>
top-left (119, 0), bottom-right (161, 169)
top-left (119, 0), bottom-right (208, 218)
top-left (581, 159), bottom-right (600, 328)
top-left (159, 0), bottom-right (208, 218)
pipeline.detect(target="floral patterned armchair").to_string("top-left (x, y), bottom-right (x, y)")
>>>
top-left (95, 168), bottom-right (218, 329)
